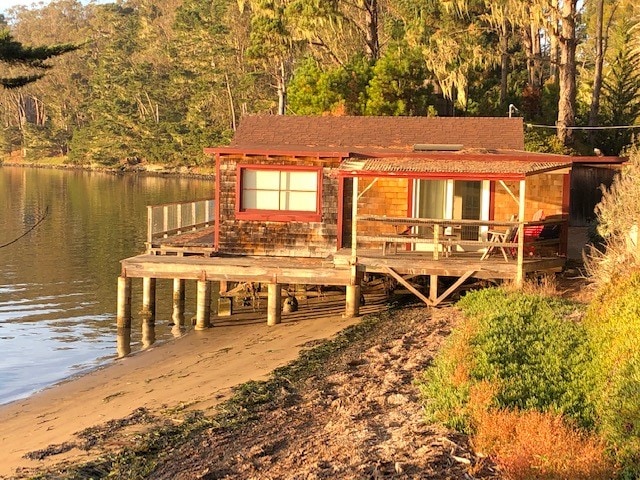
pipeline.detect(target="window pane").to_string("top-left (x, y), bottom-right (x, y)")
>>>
top-left (281, 171), bottom-right (318, 191)
top-left (281, 191), bottom-right (317, 211)
top-left (244, 169), bottom-right (279, 190)
top-left (242, 190), bottom-right (279, 210)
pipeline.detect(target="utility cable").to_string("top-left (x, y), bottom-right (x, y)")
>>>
top-left (0, 206), bottom-right (49, 249)
top-left (526, 123), bottom-right (640, 130)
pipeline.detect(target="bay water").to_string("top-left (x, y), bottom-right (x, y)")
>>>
top-left (0, 166), bottom-right (212, 405)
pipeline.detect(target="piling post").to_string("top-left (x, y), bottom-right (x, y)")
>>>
top-left (345, 263), bottom-right (362, 318)
top-left (141, 277), bottom-right (156, 323)
top-left (429, 275), bottom-right (438, 302)
top-left (195, 280), bottom-right (211, 330)
top-left (345, 284), bottom-right (361, 317)
top-left (117, 327), bottom-right (131, 358)
top-left (116, 276), bottom-right (132, 329)
top-left (267, 282), bottom-right (282, 326)
top-left (172, 278), bottom-right (186, 326)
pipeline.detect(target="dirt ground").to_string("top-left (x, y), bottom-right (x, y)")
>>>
top-left (149, 305), bottom-right (500, 480)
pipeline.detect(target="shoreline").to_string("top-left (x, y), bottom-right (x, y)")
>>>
top-left (0, 158), bottom-right (215, 180)
top-left (0, 309), bottom-right (367, 477)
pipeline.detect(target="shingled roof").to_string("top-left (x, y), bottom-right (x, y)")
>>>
top-left (230, 115), bottom-right (525, 152)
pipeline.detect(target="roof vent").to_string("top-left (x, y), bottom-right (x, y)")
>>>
top-left (413, 143), bottom-right (463, 152)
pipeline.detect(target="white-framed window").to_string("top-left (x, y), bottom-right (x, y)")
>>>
top-left (237, 166), bottom-right (322, 221)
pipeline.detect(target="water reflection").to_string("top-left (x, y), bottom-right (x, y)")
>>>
top-left (0, 167), bottom-right (211, 404)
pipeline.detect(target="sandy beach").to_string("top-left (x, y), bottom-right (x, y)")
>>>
top-left (0, 304), bottom-right (370, 478)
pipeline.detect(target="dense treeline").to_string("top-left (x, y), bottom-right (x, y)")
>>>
top-left (0, 0), bottom-right (639, 166)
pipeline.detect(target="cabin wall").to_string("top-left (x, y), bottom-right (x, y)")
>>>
top-left (217, 155), bottom-right (341, 257)
top-left (570, 164), bottom-right (619, 226)
top-left (493, 173), bottom-right (567, 221)
top-left (356, 178), bottom-right (409, 235)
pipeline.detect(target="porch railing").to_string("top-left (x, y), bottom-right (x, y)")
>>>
top-left (146, 198), bottom-right (214, 243)
top-left (356, 215), bottom-right (567, 260)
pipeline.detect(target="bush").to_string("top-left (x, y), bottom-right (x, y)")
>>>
top-left (473, 407), bottom-right (614, 480)
top-left (419, 288), bottom-right (592, 430)
top-left (584, 272), bottom-right (640, 477)
top-left (585, 150), bottom-right (640, 287)
top-left (417, 287), bottom-right (613, 476)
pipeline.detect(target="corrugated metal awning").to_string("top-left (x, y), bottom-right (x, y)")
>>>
top-left (338, 156), bottom-right (571, 180)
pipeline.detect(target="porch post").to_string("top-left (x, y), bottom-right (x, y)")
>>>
top-left (351, 176), bottom-right (359, 263)
top-left (516, 179), bottom-right (526, 286)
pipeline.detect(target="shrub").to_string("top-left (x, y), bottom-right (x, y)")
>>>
top-left (584, 272), bottom-right (640, 476)
top-left (419, 288), bottom-right (592, 431)
top-left (458, 288), bottom-right (593, 427)
top-left (585, 149), bottom-right (640, 288)
top-left (473, 408), bottom-right (615, 480)
top-left (418, 287), bottom-right (610, 476)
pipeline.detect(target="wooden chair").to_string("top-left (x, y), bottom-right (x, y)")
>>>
top-left (481, 215), bottom-right (517, 262)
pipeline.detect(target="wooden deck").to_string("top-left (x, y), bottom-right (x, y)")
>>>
top-left (128, 226), bottom-right (565, 303)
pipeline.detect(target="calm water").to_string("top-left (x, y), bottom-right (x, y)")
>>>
top-left (0, 167), bottom-right (212, 405)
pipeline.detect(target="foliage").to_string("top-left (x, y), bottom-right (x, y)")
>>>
top-left (583, 272), bottom-right (640, 477)
top-left (0, 27), bottom-right (77, 88)
top-left (585, 149), bottom-right (640, 285)
top-left (419, 288), bottom-right (592, 430)
top-left (417, 287), bottom-right (616, 476)
top-left (473, 405), bottom-right (614, 480)
top-left (1, 0), bottom-right (639, 162)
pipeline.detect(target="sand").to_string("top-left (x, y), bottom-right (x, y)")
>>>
top-left (0, 309), bottom-right (365, 478)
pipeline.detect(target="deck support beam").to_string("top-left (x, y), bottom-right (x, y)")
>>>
top-left (267, 282), bottom-right (282, 326)
top-left (171, 278), bottom-right (185, 326)
top-left (195, 280), bottom-right (211, 330)
top-left (116, 276), bottom-right (132, 329)
top-left (141, 277), bottom-right (156, 323)
top-left (383, 266), bottom-right (434, 307)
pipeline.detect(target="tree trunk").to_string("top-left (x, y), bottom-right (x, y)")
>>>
top-left (557, 0), bottom-right (578, 147)
top-left (588, 0), bottom-right (605, 127)
top-left (363, 0), bottom-right (379, 61)
top-left (500, 25), bottom-right (509, 108)
top-left (277, 59), bottom-right (287, 115)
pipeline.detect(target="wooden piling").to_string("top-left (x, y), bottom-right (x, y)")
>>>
top-left (141, 320), bottom-right (156, 349)
top-left (172, 278), bottom-right (185, 326)
top-left (429, 275), bottom-right (438, 302)
top-left (195, 280), bottom-right (211, 330)
top-left (267, 282), bottom-right (281, 326)
top-left (116, 327), bottom-right (131, 358)
top-left (345, 284), bottom-right (361, 318)
top-left (116, 276), bottom-right (132, 330)
top-left (141, 277), bottom-right (156, 323)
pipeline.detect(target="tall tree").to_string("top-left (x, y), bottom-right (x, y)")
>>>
top-left (554, 0), bottom-right (579, 146)
top-left (0, 28), bottom-right (77, 88)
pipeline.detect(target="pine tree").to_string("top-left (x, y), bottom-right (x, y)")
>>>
top-left (0, 28), bottom-right (77, 88)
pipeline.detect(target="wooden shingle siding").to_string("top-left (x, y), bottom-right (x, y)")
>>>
top-left (493, 174), bottom-right (566, 221)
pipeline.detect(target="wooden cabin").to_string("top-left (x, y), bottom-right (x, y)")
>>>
top-left (203, 115), bottom-right (570, 260)
top-left (117, 116), bottom-right (581, 341)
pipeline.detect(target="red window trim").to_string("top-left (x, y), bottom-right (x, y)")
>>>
top-left (236, 164), bottom-right (323, 222)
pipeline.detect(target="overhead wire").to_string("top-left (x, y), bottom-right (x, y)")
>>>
top-left (0, 206), bottom-right (50, 249)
